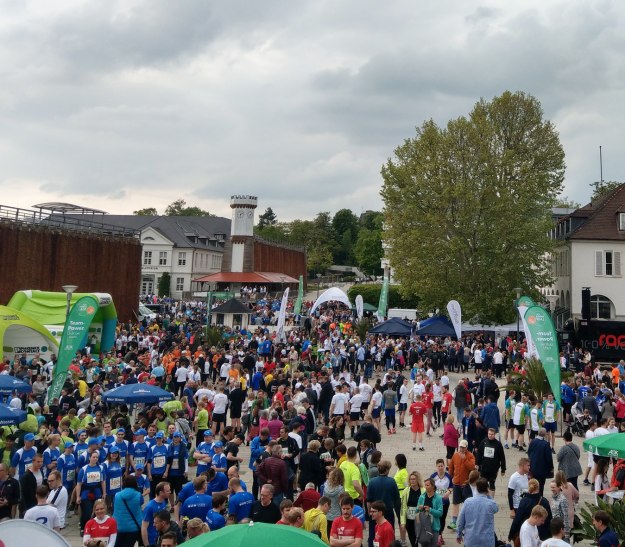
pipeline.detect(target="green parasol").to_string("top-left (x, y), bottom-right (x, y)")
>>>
top-left (184, 521), bottom-right (326, 547)
top-left (583, 432), bottom-right (625, 459)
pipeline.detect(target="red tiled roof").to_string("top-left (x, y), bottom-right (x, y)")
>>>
top-left (568, 184), bottom-right (625, 241)
top-left (193, 272), bottom-right (299, 283)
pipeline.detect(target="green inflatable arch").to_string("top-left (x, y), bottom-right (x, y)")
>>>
top-left (0, 305), bottom-right (59, 362)
top-left (7, 290), bottom-right (118, 355)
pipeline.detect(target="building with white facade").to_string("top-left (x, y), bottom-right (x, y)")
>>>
top-left (543, 185), bottom-right (625, 326)
top-left (65, 214), bottom-right (231, 299)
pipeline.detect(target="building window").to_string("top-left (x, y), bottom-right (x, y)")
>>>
top-left (595, 250), bottom-right (622, 277)
top-left (175, 277), bottom-right (184, 291)
top-left (620, 213), bottom-right (625, 231)
top-left (159, 251), bottom-right (168, 266)
top-left (143, 251), bottom-right (152, 265)
top-left (178, 252), bottom-right (186, 266)
top-left (212, 255), bottom-right (222, 269)
top-left (590, 294), bottom-right (614, 320)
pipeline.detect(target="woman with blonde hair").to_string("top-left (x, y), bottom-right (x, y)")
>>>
top-left (399, 471), bottom-right (425, 547)
top-left (83, 499), bottom-right (118, 547)
top-left (186, 517), bottom-right (210, 539)
top-left (323, 467), bottom-right (345, 537)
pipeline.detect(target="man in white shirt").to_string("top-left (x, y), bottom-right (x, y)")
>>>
top-left (519, 505), bottom-right (548, 547)
top-left (540, 517), bottom-right (571, 547)
top-left (211, 386), bottom-right (229, 435)
top-left (358, 380), bottom-right (372, 405)
top-left (9, 394), bottom-right (22, 410)
top-left (398, 378), bottom-right (410, 427)
top-left (349, 389), bottom-right (364, 437)
top-left (508, 457), bottom-right (530, 518)
top-left (46, 470), bottom-right (68, 528)
top-left (24, 485), bottom-right (61, 531)
top-left (330, 385), bottom-right (349, 419)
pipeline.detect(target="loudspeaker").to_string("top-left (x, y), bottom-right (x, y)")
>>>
top-left (581, 288), bottom-right (591, 321)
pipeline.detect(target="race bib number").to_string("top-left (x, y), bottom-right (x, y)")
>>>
top-left (109, 476), bottom-right (121, 490)
top-left (171, 459), bottom-right (179, 470)
top-left (66, 469), bottom-right (75, 481)
top-left (484, 446), bottom-right (495, 458)
top-left (153, 456), bottom-right (166, 468)
top-left (87, 471), bottom-right (101, 484)
top-left (134, 457), bottom-right (145, 468)
top-left (436, 489), bottom-right (447, 496)
top-left (119, 456), bottom-right (126, 467)
top-left (407, 506), bottom-right (417, 520)
top-left (282, 447), bottom-right (289, 456)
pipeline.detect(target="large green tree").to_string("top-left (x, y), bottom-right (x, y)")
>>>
top-left (258, 207), bottom-right (278, 227)
top-left (332, 209), bottom-right (359, 264)
top-left (354, 228), bottom-right (383, 275)
top-left (381, 91), bottom-right (566, 323)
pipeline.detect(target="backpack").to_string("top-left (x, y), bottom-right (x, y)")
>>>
top-left (413, 510), bottom-right (434, 545)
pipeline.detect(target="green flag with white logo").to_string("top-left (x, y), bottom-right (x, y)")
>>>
top-left (377, 278), bottom-right (389, 320)
top-left (523, 305), bottom-right (561, 404)
top-left (48, 296), bottom-right (100, 402)
top-left (294, 275), bottom-right (304, 315)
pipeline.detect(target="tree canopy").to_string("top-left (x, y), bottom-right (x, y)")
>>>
top-left (258, 207), bottom-right (278, 227)
top-left (591, 180), bottom-right (622, 202)
top-left (134, 207), bottom-right (158, 216)
top-left (164, 199), bottom-right (213, 216)
top-left (381, 91), bottom-right (566, 323)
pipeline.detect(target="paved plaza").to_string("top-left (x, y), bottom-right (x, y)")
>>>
top-left (59, 370), bottom-right (597, 546)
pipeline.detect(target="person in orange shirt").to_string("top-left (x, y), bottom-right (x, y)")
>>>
top-left (611, 363), bottom-right (620, 388)
top-left (448, 439), bottom-right (476, 529)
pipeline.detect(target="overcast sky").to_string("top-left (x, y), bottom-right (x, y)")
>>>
top-left (2, 1), bottom-right (624, 221)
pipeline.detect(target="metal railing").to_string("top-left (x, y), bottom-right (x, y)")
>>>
top-left (0, 204), bottom-right (140, 239)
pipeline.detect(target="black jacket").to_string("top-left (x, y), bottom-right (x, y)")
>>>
top-left (476, 438), bottom-right (506, 476)
top-left (353, 423), bottom-right (381, 445)
top-left (19, 469), bottom-right (45, 514)
top-left (298, 452), bottom-right (325, 489)
top-left (527, 437), bottom-right (554, 479)
top-left (508, 492), bottom-right (552, 541)
top-left (318, 381), bottom-right (334, 409)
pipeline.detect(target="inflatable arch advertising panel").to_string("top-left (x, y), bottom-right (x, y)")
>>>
top-left (6, 290), bottom-right (117, 358)
top-left (0, 305), bottom-right (59, 362)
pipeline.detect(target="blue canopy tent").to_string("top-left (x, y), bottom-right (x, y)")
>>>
top-left (368, 317), bottom-right (414, 337)
top-left (415, 316), bottom-right (457, 337)
top-left (102, 384), bottom-right (174, 404)
top-left (0, 403), bottom-right (27, 426)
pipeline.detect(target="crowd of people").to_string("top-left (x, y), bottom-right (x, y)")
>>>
top-left (1, 301), bottom-right (624, 547)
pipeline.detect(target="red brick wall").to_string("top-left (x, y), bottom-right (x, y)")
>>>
top-left (0, 222), bottom-right (141, 321)
top-left (254, 240), bottom-right (307, 287)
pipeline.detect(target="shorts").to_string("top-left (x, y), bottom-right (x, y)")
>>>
top-left (230, 408), bottom-right (242, 419)
top-left (213, 412), bottom-right (226, 423)
top-left (411, 420), bottom-right (424, 433)
top-left (452, 484), bottom-right (471, 505)
top-left (515, 424), bottom-right (526, 435)
top-left (544, 422), bottom-right (557, 433)
top-left (168, 475), bottom-right (185, 495)
top-left (372, 407), bottom-right (381, 418)
top-left (446, 446), bottom-right (456, 459)
top-left (350, 412), bottom-right (361, 422)
top-left (398, 403), bottom-right (408, 412)
top-left (385, 409), bottom-right (396, 418)
top-left (507, 420), bottom-right (515, 429)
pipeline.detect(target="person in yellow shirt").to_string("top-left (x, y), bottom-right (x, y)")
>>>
top-left (303, 497), bottom-right (331, 545)
top-left (339, 446), bottom-right (364, 501)
top-left (76, 378), bottom-right (88, 398)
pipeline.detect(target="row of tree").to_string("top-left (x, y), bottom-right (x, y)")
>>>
top-left (255, 208), bottom-right (384, 276)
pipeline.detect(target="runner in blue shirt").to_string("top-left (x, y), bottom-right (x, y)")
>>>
top-left (102, 423), bottom-right (115, 447)
top-left (74, 431), bottom-right (89, 461)
top-left (205, 468), bottom-right (229, 496)
top-left (76, 450), bottom-right (105, 534)
top-left (193, 430), bottom-right (215, 475)
top-left (110, 429), bottom-right (129, 472)
top-left (56, 442), bottom-right (77, 492)
top-left (180, 476), bottom-right (213, 521)
top-left (227, 478), bottom-right (254, 522)
top-left (164, 432), bottom-right (188, 497)
top-left (43, 434), bottom-right (62, 478)
top-left (77, 439), bottom-right (101, 468)
top-left (132, 464), bottom-right (150, 500)
top-left (147, 432), bottom-right (168, 499)
top-left (10, 432), bottom-right (37, 479)
top-left (211, 442), bottom-right (227, 472)
top-left (129, 429), bottom-right (150, 472)
top-left (205, 493), bottom-right (227, 531)
top-left (145, 425), bottom-right (158, 449)
top-left (141, 481), bottom-right (170, 547)
top-left (102, 446), bottom-right (123, 511)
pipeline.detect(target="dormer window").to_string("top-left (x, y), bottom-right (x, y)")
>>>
top-left (619, 212), bottom-right (625, 231)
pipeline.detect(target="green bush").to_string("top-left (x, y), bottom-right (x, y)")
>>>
top-left (573, 498), bottom-right (625, 545)
top-left (347, 284), bottom-right (419, 309)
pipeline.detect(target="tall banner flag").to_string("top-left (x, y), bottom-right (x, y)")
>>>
top-left (276, 287), bottom-right (290, 343)
top-left (293, 275), bottom-right (304, 316)
top-left (376, 279), bottom-right (389, 320)
top-left (48, 296), bottom-right (99, 402)
top-left (523, 305), bottom-right (561, 404)
top-left (517, 295), bottom-right (538, 359)
top-left (446, 300), bottom-right (462, 340)
top-left (355, 295), bottom-right (364, 320)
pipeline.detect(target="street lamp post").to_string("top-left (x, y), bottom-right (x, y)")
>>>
top-left (513, 287), bottom-right (522, 342)
top-left (62, 284), bottom-right (78, 319)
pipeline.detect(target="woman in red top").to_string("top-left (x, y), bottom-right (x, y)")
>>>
top-left (422, 384), bottom-right (435, 436)
top-left (83, 499), bottom-right (118, 547)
